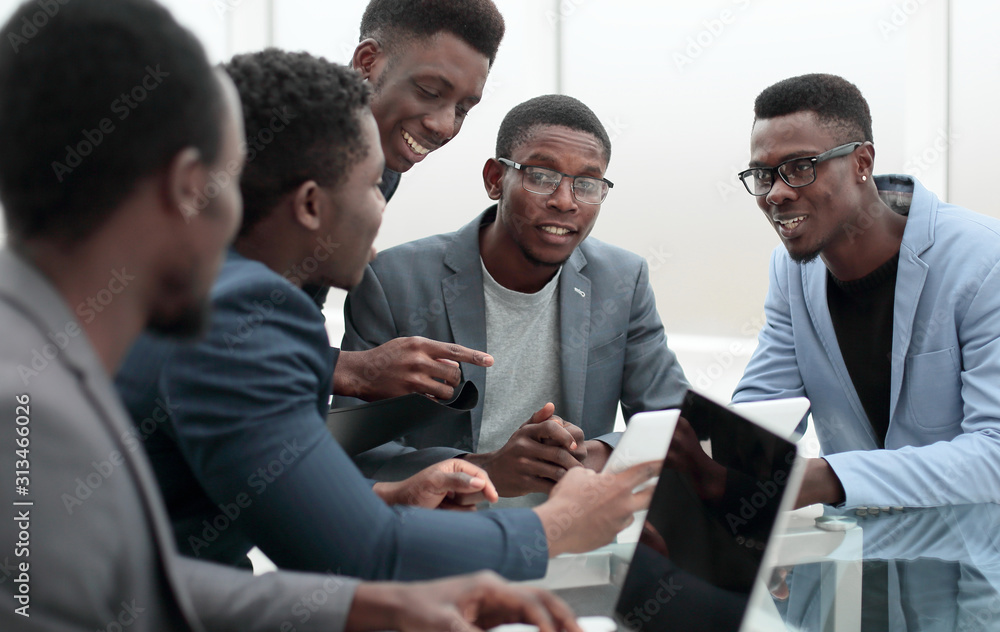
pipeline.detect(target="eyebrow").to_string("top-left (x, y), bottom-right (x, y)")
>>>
top-left (748, 150), bottom-right (820, 168)
top-left (524, 152), bottom-right (604, 176)
top-left (416, 74), bottom-right (482, 105)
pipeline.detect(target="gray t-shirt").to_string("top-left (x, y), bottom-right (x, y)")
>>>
top-left (479, 260), bottom-right (564, 508)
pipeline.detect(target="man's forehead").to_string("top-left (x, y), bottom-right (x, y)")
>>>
top-left (749, 111), bottom-right (838, 159)
top-left (515, 124), bottom-right (608, 166)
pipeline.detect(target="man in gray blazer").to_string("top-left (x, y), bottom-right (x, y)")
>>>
top-left (343, 95), bottom-right (689, 501)
top-left (0, 1), bottom-right (584, 630)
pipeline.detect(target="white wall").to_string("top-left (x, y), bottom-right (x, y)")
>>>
top-left (0, 0), bottom-right (995, 400)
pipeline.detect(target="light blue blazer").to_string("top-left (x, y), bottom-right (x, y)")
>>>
top-left (340, 207), bottom-right (689, 479)
top-left (734, 175), bottom-right (1000, 507)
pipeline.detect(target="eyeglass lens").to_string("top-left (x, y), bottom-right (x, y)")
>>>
top-left (522, 166), bottom-right (607, 204)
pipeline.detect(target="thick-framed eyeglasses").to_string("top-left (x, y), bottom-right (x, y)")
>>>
top-left (498, 158), bottom-right (613, 205)
top-left (737, 142), bottom-right (863, 197)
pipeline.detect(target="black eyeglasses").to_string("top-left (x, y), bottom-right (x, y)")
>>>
top-left (737, 142), bottom-right (863, 196)
top-left (498, 158), bottom-right (613, 205)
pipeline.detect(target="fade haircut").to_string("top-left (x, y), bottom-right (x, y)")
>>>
top-left (0, 0), bottom-right (223, 246)
top-left (496, 95), bottom-right (612, 164)
top-left (223, 49), bottom-right (371, 237)
top-left (753, 73), bottom-right (873, 144)
top-left (360, 0), bottom-right (505, 66)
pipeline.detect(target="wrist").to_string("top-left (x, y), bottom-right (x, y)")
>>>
top-left (582, 439), bottom-right (612, 471)
top-left (816, 458), bottom-right (846, 505)
top-left (531, 502), bottom-right (565, 558)
top-left (459, 451), bottom-right (489, 469)
top-left (347, 583), bottom-right (405, 631)
top-left (333, 350), bottom-right (369, 400)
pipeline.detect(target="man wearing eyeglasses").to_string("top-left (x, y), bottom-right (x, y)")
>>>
top-left (340, 95), bottom-right (689, 505)
top-left (733, 73), bottom-right (1000, 509)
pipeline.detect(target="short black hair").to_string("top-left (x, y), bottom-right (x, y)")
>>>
top-left (753, 73), bottom-right (873, 144)
top-left (0, 0), bottom-right (223, 246)
top-left (360, 0), bottom-right (505, 66)
top-left (496, 94), bottom-right (612, 164)
top-left (223, 49), bottom-right (371, 237)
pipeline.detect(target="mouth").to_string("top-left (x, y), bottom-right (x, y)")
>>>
top-left (401, 129), bottom-right (431, 156)
top-left (539, 225), bottom-right (573, 236)
top-left (774, 215), bottom-right (806, 238)
top-left (536, 224), bottom-right (578, 245)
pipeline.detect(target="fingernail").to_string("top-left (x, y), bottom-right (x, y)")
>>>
top-left (570, 442), bottom-right (578, 450)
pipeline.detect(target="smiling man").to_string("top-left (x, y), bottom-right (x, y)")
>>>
top-left (308, 0), bottom-right (507, 403)
top-left (341, 95), bottom-right (689, 505)
top-left (354, 0), bottom-right (498, 180)
top-left (732, 73), bottom-right (1000, 509)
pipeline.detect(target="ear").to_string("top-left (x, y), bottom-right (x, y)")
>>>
top-left (291, 181), bottom-right (323, 231)
top-left (164, 147), bottom-right (207, 223)
top-left (353, 38), bottom-right (383, 79)
top-left (483, 158), bottom-right (505, 200)
top-left (855, 141), bottom-right (875, 181)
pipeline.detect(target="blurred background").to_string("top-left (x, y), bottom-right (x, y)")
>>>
top-left (1, 0), bottom-right (997, 408)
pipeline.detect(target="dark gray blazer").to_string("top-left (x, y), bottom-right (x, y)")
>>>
top-left (0, 249), bottom-right (357, 632)
top-left (341, 207), bottom-right (689, 479)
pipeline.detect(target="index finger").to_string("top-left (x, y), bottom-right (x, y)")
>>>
top-left (432, 341), bottom-right (494, 367)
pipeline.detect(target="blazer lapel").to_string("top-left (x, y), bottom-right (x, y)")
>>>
top-left (559, 249), bottom-right (591, 425)
top-left (443, 211), bottom-right (490, 448)
top-left (890, 182), bottom-right (935, 422)
top-left (801, 259), bottom-right (876, 444)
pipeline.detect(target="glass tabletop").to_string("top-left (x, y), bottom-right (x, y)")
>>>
top-left (528, 502), bottom-right (1000, 632)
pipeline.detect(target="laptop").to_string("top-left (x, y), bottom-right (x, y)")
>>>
top-left (728, 397), bottom-right (810, 439)
top-left (491, 389), bottom-right (806, 632)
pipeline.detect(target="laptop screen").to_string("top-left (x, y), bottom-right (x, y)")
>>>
top-left (614, 390), bottom-right (799, 631)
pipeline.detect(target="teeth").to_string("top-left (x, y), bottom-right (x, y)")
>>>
top-left (541, 226), bottom-right (570, 235)
top-left (402, 130), bottom-right (429, 155)
top-left (778, 216), bottom-right (806, 228)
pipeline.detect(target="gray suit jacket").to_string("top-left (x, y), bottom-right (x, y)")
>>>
top-left (340, 207), bottom-right (689, 479)
top-left (0, 249), bottom-right (357, 631)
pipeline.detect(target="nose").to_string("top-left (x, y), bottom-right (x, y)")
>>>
top-left (422, 106), bottom-right (456, 143)
top-left (546, 176), bottom-right (578, 213)
top-left (765, 177), bottom-right (798, 206)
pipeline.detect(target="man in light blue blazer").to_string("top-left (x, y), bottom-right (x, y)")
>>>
top-left (342, 95), bottom-right (689, 498)
top-left (733, 73), bottom-right (1000, 509)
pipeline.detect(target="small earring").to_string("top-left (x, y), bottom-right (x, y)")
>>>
top-left (862, 175), bottom-right (867, 182)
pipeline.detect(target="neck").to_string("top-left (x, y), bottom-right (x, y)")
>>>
top-left (821, 197), bottom-right (907, 281)
top-left (234, 226), bottom-right (305, 288)
top-left (479, 221), bottom-right (561, 294)
top-left (18, 238), bottom-right (148, 375)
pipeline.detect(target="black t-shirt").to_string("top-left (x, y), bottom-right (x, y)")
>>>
top-left (826, 252), bottom-right (900, 447)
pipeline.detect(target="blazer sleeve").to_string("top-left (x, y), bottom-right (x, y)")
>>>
top-left (162, 278), bottom-right (547, 581)
top-left (611, 258), bottom-right (690, 446)
top-left (177, 556), bottom-right (358, 632)
top-left (340, 264), bottom-right (466, 479)
top-left (732, 247), bottom-right (808, 403)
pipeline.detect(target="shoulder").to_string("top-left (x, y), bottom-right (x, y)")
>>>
top-left (932, 203), bottom-right (1000, 250)
top-left (367, 230), bottom-right (467, 293)
top-left (578, 237), bottom-right (647, 278)
top-left (212, 252), bottom-right (319, 320)
top-left (371, 231), bottom-right (457, 273)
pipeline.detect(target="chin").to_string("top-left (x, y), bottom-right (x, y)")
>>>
top-left (147, 300), bottom-right (211, 339)
top-left (786, 246), bottom-right (823, 264)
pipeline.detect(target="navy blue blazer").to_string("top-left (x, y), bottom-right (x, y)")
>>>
top-left (340, 207), bottom-right (689, 479)
top-left (115, 250), bottom-right (547, 581)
